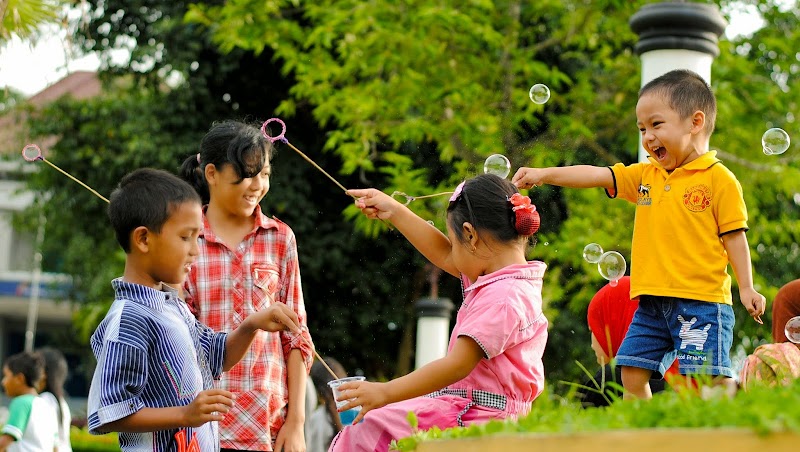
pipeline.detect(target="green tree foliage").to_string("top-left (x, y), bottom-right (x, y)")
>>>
top-left (23, 0), bottom-right (800, 389)
top-left (0, 0), bottom-right (60, 42)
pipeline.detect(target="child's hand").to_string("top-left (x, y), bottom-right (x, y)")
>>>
top-left (249, 303), bottom-right (302, 334)
top-left (511, 167), bottom-right (545, 189)
top-left (336, 379), bottom-right (389, 424)
top-left (739, 287), bottom-right (766, 324)
top-left (346, 188), bottom-right (400, 220)
top-left (182, 389), bottom-right (235, 427)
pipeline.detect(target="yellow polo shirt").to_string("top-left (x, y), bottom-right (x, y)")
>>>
top-left (607, 151), bottom-right (747, 304)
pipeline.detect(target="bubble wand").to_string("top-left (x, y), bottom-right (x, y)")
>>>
top-left (22, 144), bottom-right (110, 203)
top-left (261, 118), bottom-right (352, 195)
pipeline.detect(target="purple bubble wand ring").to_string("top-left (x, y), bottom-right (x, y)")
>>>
top-left (22, 144), bottom-right (110, 203)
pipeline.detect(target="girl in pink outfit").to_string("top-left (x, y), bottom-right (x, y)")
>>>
top-left (334, 174), bottom-right (548, 451)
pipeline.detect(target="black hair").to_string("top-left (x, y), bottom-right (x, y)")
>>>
top-left (447, 173), bottom-right (534, 244)
top-left (179, 120), bottom-right (273, 204)
top-left (37, 347), bottom-right (69, 432)
top-left (4, 351), bottom-right (44, 389)
top-left (639, 69), bottom-right (717, 136)
top-left (108, 168), bottom-right (201, 253)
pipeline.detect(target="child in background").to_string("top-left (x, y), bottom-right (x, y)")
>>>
top-left (578, 276), bottom-right (679, 408)
top-left (307, 357), bottom-right (347, 452)
top-left (513, 69), bottom-right (766, 399)
top-left (0, 351), bottom-right (58, 452)
top-left (87, 168), bottom-right (303, 452)
top-left (179, 120), bottom-right (314, 452)
top-left (331, 174), bottom-right (549, 451)
top-left (36, 347), bottom-right (72, 451)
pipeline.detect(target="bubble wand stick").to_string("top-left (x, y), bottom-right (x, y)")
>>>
top-left (22, 144), bottom-right (110, 203)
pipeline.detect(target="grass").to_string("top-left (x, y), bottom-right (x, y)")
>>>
top-left (391, 378), bottom-right (800, 451)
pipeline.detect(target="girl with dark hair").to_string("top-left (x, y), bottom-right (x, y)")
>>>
top-left (179, 120), bottom-right (314, 452)
top-left (36, 347), bottom-right (72, 451)
top-left (331, 174), bottom-right (549, 451)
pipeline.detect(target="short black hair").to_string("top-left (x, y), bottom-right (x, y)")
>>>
top-left (109, 168), bottom-right (201, 252)
top-left (179, 120), bottom-right (273, 205)
top-left (639, 69), bottom-right (717, 136)
top-left (447, 173), bottom-right (532, 244)
top-left (4, 351), bottom-right (44, 389)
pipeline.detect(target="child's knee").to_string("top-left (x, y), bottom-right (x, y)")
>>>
top-left (621, 366), bottom-right (652, 388)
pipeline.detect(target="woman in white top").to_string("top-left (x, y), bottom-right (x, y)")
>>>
top-left (36, 348), bottom-right (72, 452)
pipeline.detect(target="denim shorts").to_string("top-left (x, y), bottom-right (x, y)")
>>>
top-left (615, 295), bottom-right (735, 378)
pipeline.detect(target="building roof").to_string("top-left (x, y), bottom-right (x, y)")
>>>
top-left (0, 71), bottom-right (101, 156)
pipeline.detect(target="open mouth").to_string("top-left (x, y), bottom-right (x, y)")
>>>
top-left (653, 146), bottom-right (666, 160)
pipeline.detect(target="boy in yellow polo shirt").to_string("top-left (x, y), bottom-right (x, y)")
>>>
top-left (511, 69), bottom-right (766, 399)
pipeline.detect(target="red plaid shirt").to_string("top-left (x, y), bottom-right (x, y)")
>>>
top-left (184, 206), bottom-right (314, 451)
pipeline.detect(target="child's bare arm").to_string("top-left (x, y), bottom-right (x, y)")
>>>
top-left (224, 303), bottom-right (301, 370)
top-left (721, 230), bottom-right (766, 323)
top-left (512, 165), bottom-right (614, 190)
top-left (334, 336), bottom-right (484, 423)
top-left (98, 389), bottom-right (234, 432)
top-left (0, 433), bottom-right (14, 451)
top-left (347, 188), bottom-right (459, 277)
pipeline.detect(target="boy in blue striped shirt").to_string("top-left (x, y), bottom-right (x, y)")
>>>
top-left (87, 168), bottom-right (303, 451)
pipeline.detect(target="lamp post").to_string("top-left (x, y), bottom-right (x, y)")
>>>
top-left (630, 2), bottom-right (727, 162)
top-left (414, 268), bottom-right (454, 369)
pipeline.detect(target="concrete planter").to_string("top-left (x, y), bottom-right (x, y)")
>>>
top-left (415, 428), bottom-right (798, 452)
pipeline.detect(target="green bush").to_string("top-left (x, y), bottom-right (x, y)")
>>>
top-left (71, 427), bottom-right (120, 452)
top-left (392, 379), bottom-right (800, 451)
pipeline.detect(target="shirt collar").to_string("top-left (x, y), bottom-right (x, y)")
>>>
top-left (646, 150), bottom-right (720, 172)
top-left (199, 204), bottom-right (279, 242)
top-left (112, 278), bottom-right (175, 311)
top-left (463, 261), bottom-right (547, 293)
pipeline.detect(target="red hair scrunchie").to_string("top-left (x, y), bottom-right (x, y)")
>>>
top-left (509, 193), bottom-right (540, 236)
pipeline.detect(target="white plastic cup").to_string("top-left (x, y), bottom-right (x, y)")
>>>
top-left (327, 376), bottom-right (366, 424)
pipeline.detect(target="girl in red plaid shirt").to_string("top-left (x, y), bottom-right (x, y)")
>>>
top-left (180, 120), bottom-right (315, 452)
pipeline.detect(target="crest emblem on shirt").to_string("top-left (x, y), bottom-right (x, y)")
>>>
top-left (637, 184), bottom-right (652, 206)
top-left (683, 184), bottom-right (712, 212)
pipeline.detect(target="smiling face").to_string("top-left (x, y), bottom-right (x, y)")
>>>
top-left (207, 161), bottom-right (271, 218)
top-left (145, 201), bottom-right (203, 286)
top-left (636, 92), bottom-right (705, 172)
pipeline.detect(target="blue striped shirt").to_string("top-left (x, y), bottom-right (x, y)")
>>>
top-left (88, 279), bottom-right (227, 451)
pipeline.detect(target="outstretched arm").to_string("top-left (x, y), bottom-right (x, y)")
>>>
top-left (224, 303), bottom-right (301, 370)
top-left (334, 336), bottom-right (484, 423)
top-left (98, 389), bottom-right (235, 432)
top-left (721, 230), bottom-right (765, 323)
top-left (347, 188), bottom-right (459, 277)
top-left (512, 165), bottom-right (614, 190)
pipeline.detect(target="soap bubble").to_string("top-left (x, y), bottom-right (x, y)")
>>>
top-left (598, 251), bottom-right (626, 286)
top-left (529, 84), bottom-right (551, 104)
top-left (582, 243), bottom-right (603, 264)
top-left (762, 128), bottom-right (790, 155)
top-left (484, 154), bottom-right (511, 179)
top-left (786, 316), bottom-right (800, 344)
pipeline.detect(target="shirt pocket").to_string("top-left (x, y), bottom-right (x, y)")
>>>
top-left (252, 263), bottom-right (280, 310)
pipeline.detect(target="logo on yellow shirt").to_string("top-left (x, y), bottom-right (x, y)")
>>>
top-left (637, 184), bottom-right (652, 205)
top-left (683, 184), bottom-right (712, 212)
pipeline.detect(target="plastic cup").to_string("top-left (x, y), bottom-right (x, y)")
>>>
top-left (327, 376), bottom-right (366, 424)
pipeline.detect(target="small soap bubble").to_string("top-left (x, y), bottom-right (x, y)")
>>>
top-left (582, 243), bottom-right (604, 264)
top-left (426, 220), bottom-right (435, 226)
top-left (528, 84), bottom-right (551, 104)
top-left (484, 154), bottom-right (511, 179)
top-left (762, 128), bottom-right (790, 155)
top-left (786, 316), bottom-right (800, 344)
top-left (598, 251), bottom-right (626, 285)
